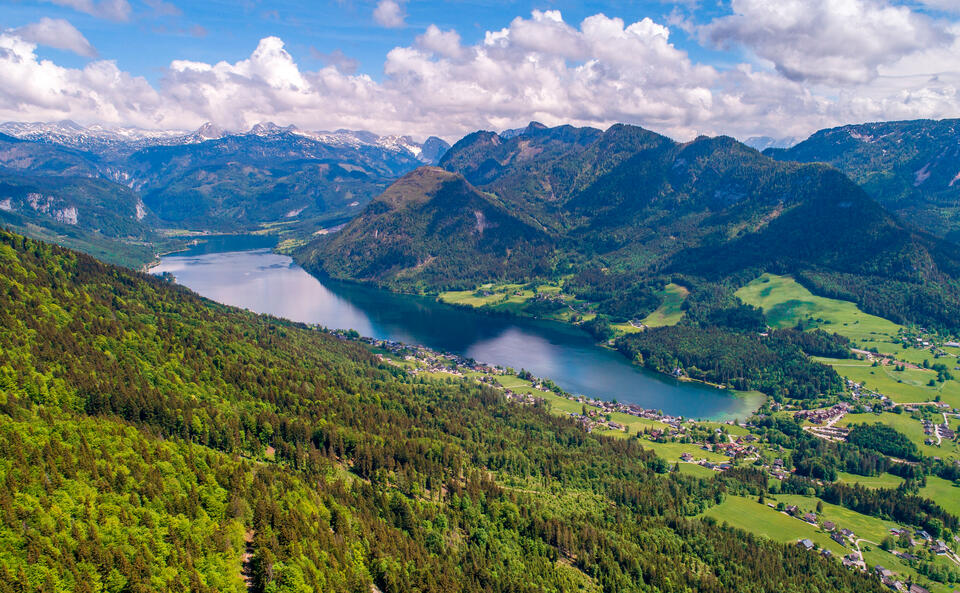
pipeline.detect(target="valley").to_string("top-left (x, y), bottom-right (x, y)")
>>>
top-left (6, 117), bottom-right (960, 593)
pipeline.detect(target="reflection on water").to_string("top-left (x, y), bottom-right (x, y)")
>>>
top-left (154, 245), bottom-right (758, 420)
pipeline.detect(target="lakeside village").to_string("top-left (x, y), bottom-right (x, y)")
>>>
top-left (330, 330), bottom-right (960, 590)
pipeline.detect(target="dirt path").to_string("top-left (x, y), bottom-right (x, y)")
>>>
top-left (241, 529), bottom-right (255, 591)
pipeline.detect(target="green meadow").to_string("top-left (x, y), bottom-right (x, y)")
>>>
top-left (772, 494), bottom-right (897, 544)
top-left (814, 356), bottom-right (959, 404)
top-left (837, 412), bottom-right (960, 459)
top-left (703, 495), bottom-right (847, 556)
top-left (920, 476), bottom-right (960, 519)
top-left (641, 283), bottom-right (689, 327)
top-left (836, 471), bottom-right (905, 490)
top-left (735, 273), bottom-right (901, 342)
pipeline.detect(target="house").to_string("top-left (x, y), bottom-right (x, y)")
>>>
top-left (841, 528), bottom-right (855, 538)
top-left (680, 452), bottom-right (693, 462)
top-left (823, 521), bottom-right (836, 531)
top-left (931, 540), bottom-right (949, 554)
top-left (821, 549), bottom-right (832, 558)
top-left (908, 584), bottom-right (929, 593)
top-left (804, 512), bottom-right (818, 524)
top-left (831, 532), bottom-right (846, 545)
top-left (874, 566), bottom-right (893, 579)
top-left (786, 505), bottom-right (799, 515)
top-left (798, 538), bottom-right (814, 550)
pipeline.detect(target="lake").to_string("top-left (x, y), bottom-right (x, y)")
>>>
top-left (153, 238), bottom-right (761, 420)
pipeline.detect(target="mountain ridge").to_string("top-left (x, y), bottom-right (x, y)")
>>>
top-left (298, 121), bottom-right (960, 331)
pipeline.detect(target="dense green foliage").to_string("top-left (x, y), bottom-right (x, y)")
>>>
top-left (614, 325), bottom-right (844, 399)
top-left (768, 118), bottom-right (960, 241)
top-left (847, 423), bottom-right (921, 462)
top-left (0, 229), bottom-right (888, 592)
top-left (298, 168), bottom-right (555, 291)
top-left (299, 122), bottom-right (960, 334)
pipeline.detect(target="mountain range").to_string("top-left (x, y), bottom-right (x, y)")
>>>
top-left (0, 121), bottom-right (450, 263)
top-left (298, 121), bottom-right (960, 332)
top-left (766, 119), bottom-right (960, 242)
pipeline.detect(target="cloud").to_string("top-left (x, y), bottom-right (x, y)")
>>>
top-left (918, 0), bottom-right (960, 14)
top-left (12, 18), bottom-right (97, 58)
top-left (144, 0), bottom-right (181, 18)
top-left (43, 0), bottom-right (132, 22)
top-left (416, 25), bottom-right (462, 58)
top-left (0, 34), bottom-right (163, 126)
top-left (373, 0), bottom-right (405, 28)
top-left (701, 0), bottom-right (953, 84)
top-left (0, 8), bottom-right (958, 143)
top-left (310, 48), bottom-right (360, 74)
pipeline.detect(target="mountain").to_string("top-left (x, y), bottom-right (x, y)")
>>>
top-left (0, 227), bottom-right (885, 592)
top-left (743, 136), bottom-right (797, 151)
top-left (0, 121), bottom-right (450, 260)
top-left (124, 128), bottom-right (428, 231)
top-left (299, 122), bottom-right (960, 331)
top-left (298, 167), bottom-right (555, 290)
top-left (766, 118), bottom-right (960, 241)
top-left (0, 120), bottom-right (450, 166)
top-left (0, 133), bottom-right (158, 265)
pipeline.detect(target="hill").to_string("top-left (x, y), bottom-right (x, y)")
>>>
top-left (766, 119), bottom-right (960, 241)
top-left (299, 123), bottom-right (960, 332)
top-left (299, 167), bottom-right (555, 290)
top-left (0, 228), bottom-right (886, 592)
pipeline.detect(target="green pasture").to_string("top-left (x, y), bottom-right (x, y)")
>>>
top-left (736, 273), bottom-right (901, 341)
top-left (641, 283), bottom-right (689, 327)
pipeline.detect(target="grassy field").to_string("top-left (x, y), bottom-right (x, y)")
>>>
top-left (837, 412), bottom-right (960, 459)
top-left (836, 471), bottom-right (905, 490)
top-left (634, 440), bottom-right (729, 463)
top-left (813, 356), bottom-right (960, 409)
top-left (438, 282), bottom-right (591, 323)
top-left (735, 273), bottom-right (901, 342)
top-left (677, 462), bottom-right (718, 479)
top-left (707, 495), bottom-right (955, 591)
top-left (920, 476), bottom-right (960, 519)
top-left (703, 495), bottom-right (847, 556)
top-left (641, 283), bottom-right (689, 327)
top-left (772, 493), bottom-right (897, 544)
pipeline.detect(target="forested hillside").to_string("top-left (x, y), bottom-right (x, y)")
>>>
top-left (298, 167), bottom-right (555, 290)
top-left (0, 228), bottom-right (886, 592)
top-left (767, 119), bottom-right (960, 241)
top-left (298, 122), bottom-right (960, 333)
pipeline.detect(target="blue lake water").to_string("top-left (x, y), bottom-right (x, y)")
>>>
top-left (154, 239), bottom-right (759, 420)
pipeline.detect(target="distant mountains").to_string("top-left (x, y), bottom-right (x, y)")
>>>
top-left (0, 120), bottom-right (449, 263)
top-left (766, 119), bottom-right (960, 242)
top-left (299, 122), bottom-right (960, 331)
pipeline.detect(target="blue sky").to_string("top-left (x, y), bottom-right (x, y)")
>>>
top-left (1, 0), bottom-right (959, 141)
top-left (1, 1), bottom-right (731, 81)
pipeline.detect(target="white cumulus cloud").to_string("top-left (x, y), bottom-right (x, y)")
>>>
top-left (12, 17), bottom-right (97, 58)
top-left (373, 0), bottom-right (406, 28)
top-left (702, 0), bottom-right (953, 84)
top-left (0, 8), bottom-right (958, 143)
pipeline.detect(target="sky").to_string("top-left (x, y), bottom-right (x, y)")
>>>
top-left (1, 0), bottom-right (959, 142)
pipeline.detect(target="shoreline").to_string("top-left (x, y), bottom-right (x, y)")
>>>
top-left (295, 262), bottom-right (770, 415)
